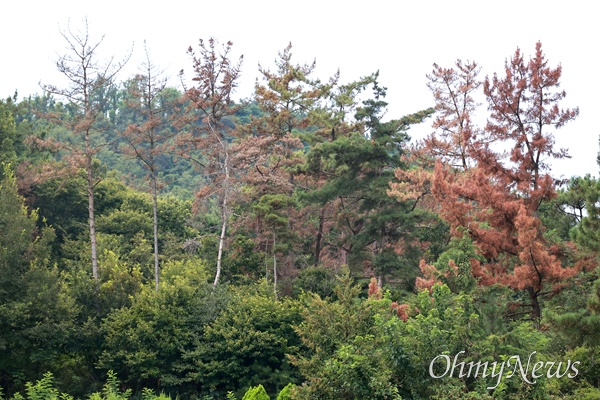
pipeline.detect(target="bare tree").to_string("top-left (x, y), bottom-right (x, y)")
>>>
top-left (42, 18), bottom-right (130, 282)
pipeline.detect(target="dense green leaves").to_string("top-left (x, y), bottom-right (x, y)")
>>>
top-left (98, 259), bottom-right (221, 394)
top-left (0, 96), bottom-right (20, 171)
top-left (0, 164), bottom-right (78, 396)
top-left (241, 384), bottom-right (270, 400)
top-left (183, 283), bottom-right (302, 397)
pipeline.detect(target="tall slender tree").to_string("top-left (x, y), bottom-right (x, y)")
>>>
top-left (178, 38), bottom-right (242, 287)
top-left (475, 42), bottom-right (580, 321)
top-left (120, 42), bottom-right (176, 290)
top-left (42, 19), bottom-right (130, 282)
top-left (234, 44), bottom-right (322, 286)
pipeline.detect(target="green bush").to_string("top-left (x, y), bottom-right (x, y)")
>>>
top-left (276, 384), bottom-right (295, 400)
top-left (88, 371), bottom-right (131, 400)
top-left (10, 372), bottom-right (71, 400)
top-left (242, 384), bottom-right (270, 400)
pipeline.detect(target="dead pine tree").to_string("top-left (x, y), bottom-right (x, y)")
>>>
top-left (42, 18), bottom-right (131, 284)
top-left (120, 41), bottom-right (177, 290)
top-left (177, 38), bottom-right (243, 288)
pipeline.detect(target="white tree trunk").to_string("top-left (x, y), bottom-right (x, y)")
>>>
top-left (213, 148), bottom-right (230, 288)
top-left (213, 205), bottom-right (228, 288)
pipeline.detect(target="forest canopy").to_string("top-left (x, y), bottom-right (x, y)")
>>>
top-left (0, 22), bottom-right (599, 400)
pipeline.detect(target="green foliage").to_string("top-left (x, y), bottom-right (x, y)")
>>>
top-left (11, 372), bottom-right (72, 400)
top-left (222, 235), bottom-right (265, 283)
top-left (431, 233), bottom-right (482, 293)
top-left (293, 266), bottom-right (337, 299)
top-left (29, 175), bottom-right (129, 259)
top-left (4, 373), bottom-right (179, 400)
top-left (0, 163), bottom-right (56, 273)
top-left (307, 335), bottom-right (401, 400)
top-left (293, 269), bottom-right (369, 361)
top-left (184, 282), bottom-right (302, 397)
top-left (292, 273), bottom-right (563, 399)
top-left (393, 284), bottom-right (560, 398)
top-left (98, 249), bottom-right (144, 310)
top-left (241, 384), bottom-right (269, 400)
top-left (47, 177), bottom-right (196, 284)
top-left (544, 346), bottom-right (600, 399)
top-left (251, 193), bottom-right (298, 255)
top-left (28, 176), bottom-right (87, 244)
top-left (0, 96), bottom-right (20, 171)
top-left (566, 175), bottom-right (600, 251)
top-left (545, 270), bottom-right (600, 395)
top-left (88, 371), bottom-right (131, 400)
top-left (300, 84), bottom-right (435, 282)
top-left (99, 259), bottom-right (225, 394)
top-left (546, 270), bottom-right (600, 347)
top-left (96, 189), bottom-right (195, 276)
top-left (0, 164), bottom-right (82, 395)
top-left (292, 269), bottom-right (400, 399)
top-left (140, 388), bottom-right (172, 400)
top-left (384, 284), bottom-right (483, 397)
top-left (275, 383), bottom-right (294, 400)
top-left (414, 217), bottom-right (450, 267)
top-left (538, 195), bottom-right (579, 242)
top-left (429, 381), bottom-right (492, 399)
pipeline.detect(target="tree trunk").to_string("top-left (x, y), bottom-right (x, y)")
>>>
top-left (214, 201), bottom-right (228, 288)
top-left (213, 149), bottom-right (230, 288)
top-left (340, 230), bottom-right (347, 266)
top-left (86, 137), bottom-right (98, 282)
top-left (314, 208), bottom-right (325, 266)
top-left (152, 168), bottom-right (160, 291)
top-left (527, 286), bottom-right (541, 328)
top-left (273, 232), bottom-right (277, 300)
top-left (265, 250), bottom-right (269, 281)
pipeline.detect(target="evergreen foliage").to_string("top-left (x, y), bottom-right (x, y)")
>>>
top-left (241, 384), bottom-right (269, 400)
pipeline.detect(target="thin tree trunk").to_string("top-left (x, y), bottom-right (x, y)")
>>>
top-left (152, 168), bottom-right (160, 291)
top-left (377, 238), bottom-right (385, 288)
top-left (314, 208), bottom-right (325, 266)
top-left (341, 230), bottom-right (347, 266)
top-left (528, 286), bottom-right (541, 328)
top-left (265, 250), bottom-right (269, 281)
top-left (213, 149), bottom-right (230, 288)
top-left (214, 208), bottom-right (227, 287)
top-left (86, 136), bottom-right (99, 281)
top-left (273, 232), bottom-right (277, 300)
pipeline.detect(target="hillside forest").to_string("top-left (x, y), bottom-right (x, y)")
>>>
top-left (1, 22), bottom-right (600, 400)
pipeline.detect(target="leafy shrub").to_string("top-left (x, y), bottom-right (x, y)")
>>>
top-left (241, 385), bottom-right (269, 400)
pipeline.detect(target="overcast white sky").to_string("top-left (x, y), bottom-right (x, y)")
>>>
top-left (1, 1), bottom-right (598, 179)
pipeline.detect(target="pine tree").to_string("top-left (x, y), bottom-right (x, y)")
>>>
top-left (177, 38), bottom-right (242, 287)
top-left (41, 18), bottom-right (130, 281)
top-left (120, 42), bottom-right (177, 290)
top-left (391, 42), bottom-right (586, 323)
